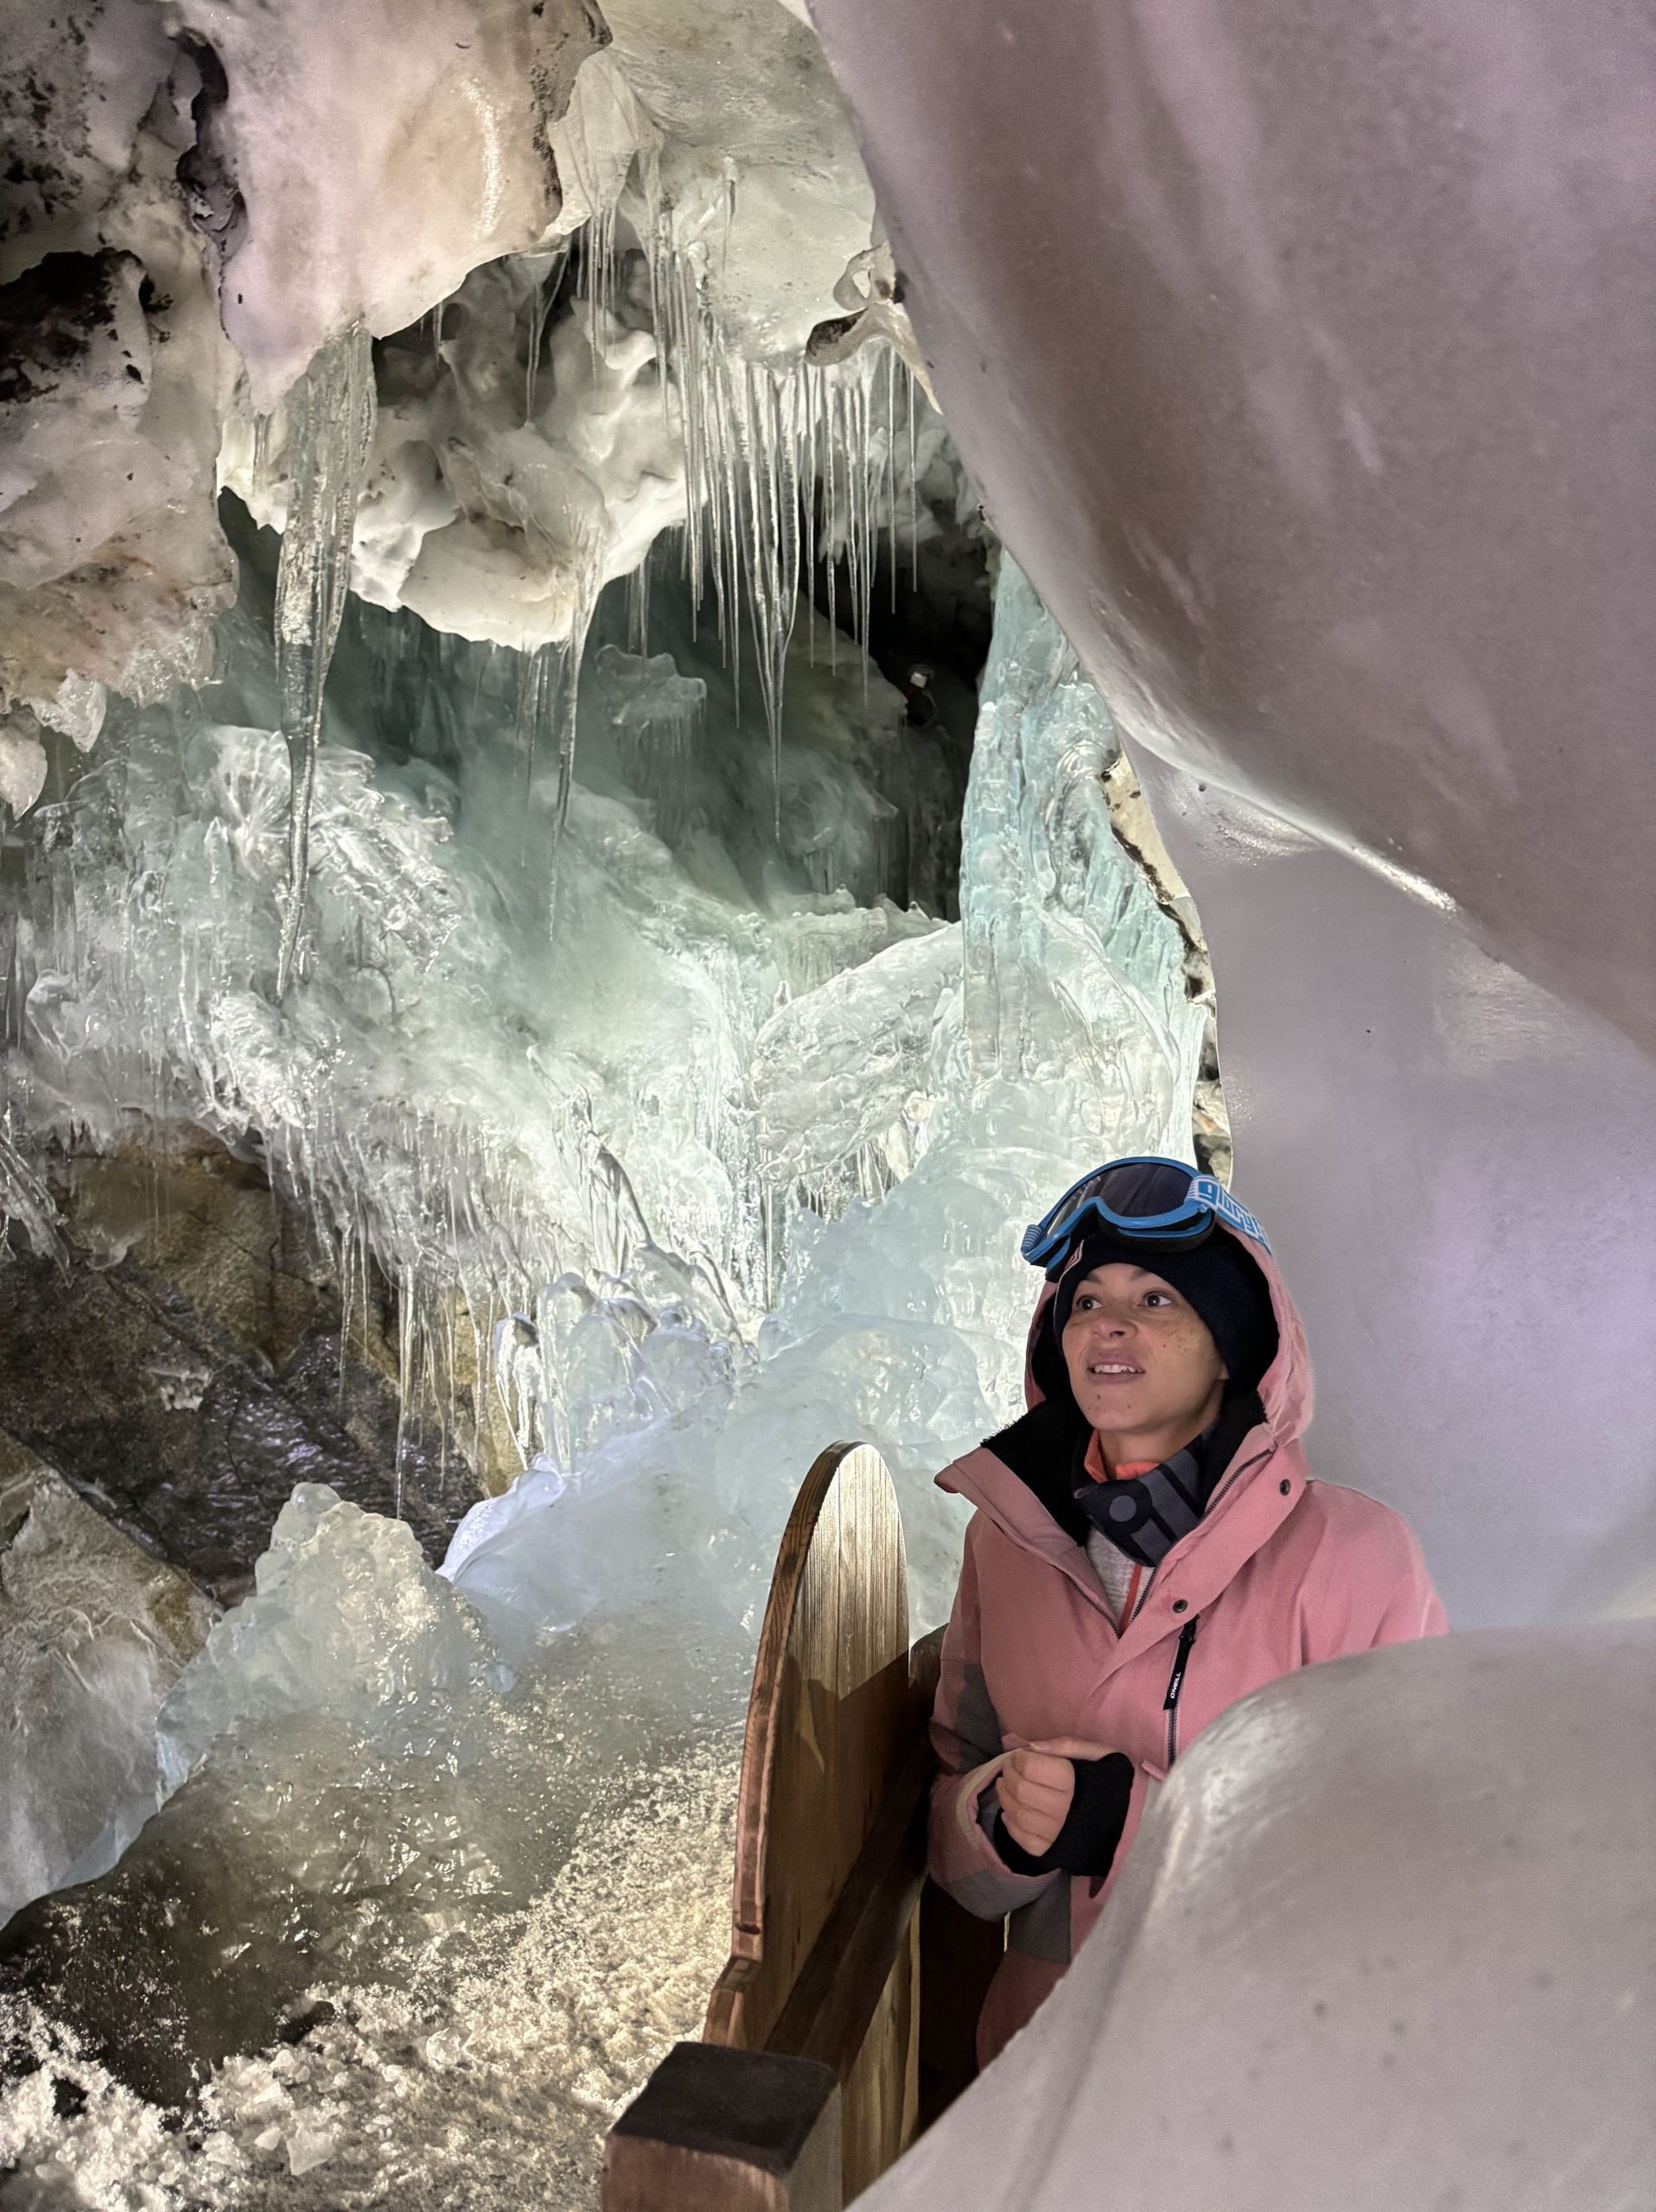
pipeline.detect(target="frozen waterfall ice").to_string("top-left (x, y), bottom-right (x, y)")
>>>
top-left (0, 546), bottom-right (1207, 2202)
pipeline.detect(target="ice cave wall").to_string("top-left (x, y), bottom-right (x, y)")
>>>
top-left (0, 0), bottom-right (965, 1452)
top-left (0, 549), bottom-right (1211, 2209)
top-left (809, 0), bottom-right (1656, 1629)
top-left (0, 527), bottom-right (1202, 1948)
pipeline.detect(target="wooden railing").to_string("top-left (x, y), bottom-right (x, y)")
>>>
top-left (602, 1443), bottom-right (997, 2211)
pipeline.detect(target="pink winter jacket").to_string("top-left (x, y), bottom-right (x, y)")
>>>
top-left (928, 1224), bottom-right (1449, 2065)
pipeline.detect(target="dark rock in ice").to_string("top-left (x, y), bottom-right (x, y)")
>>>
top-left (0, 1149), bottom-right (476, 1603)
top-left (49, 2075), bottom-right (86, 2120)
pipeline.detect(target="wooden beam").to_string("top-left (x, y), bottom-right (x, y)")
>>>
top-left (602, 2043), bottom-right (842, 2212)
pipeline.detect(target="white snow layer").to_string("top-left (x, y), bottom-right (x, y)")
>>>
top-left (164, 0), bottom-right (605, 412)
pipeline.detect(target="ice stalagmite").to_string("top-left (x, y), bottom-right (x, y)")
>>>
top-left (271, 327), bottom-right (377, 997)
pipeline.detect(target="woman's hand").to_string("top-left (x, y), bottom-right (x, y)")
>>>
top-left (999, 1737), bottom-right (1114, 1858)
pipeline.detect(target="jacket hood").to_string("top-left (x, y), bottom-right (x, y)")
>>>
top-left (1021, 1217), bottom-right (1313, 1452)
top-left (937, 1216), bottom-right (1317, 1635)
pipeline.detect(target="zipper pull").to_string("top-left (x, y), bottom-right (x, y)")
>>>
top-left (1163, 1616), bottom-right (1200, 1711)
top-left (1163, 1614), bottom-right (1201, 1768)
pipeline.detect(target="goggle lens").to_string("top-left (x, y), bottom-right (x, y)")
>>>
top-left (1060, 1160), bottom-right (1197, 1223)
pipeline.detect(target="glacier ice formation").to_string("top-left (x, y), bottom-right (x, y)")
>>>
top-left (0, 534), bottom-right (1207, 2202)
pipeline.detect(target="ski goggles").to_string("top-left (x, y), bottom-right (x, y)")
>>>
top-left (1020, 1154), bottom-right (1271, 1274)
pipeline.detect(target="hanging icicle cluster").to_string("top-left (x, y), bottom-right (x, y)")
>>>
top-left (557, 167), bottom-right (924, 780)
top-left (641, 220), bottom-right (918, 769)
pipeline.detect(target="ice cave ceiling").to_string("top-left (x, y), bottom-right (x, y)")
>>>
top-left (812, 0), bottom-right (1656, 1629)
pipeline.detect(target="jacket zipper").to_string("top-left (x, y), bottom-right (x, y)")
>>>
top-left (1163, 1614), bottom-right (1200, 1766)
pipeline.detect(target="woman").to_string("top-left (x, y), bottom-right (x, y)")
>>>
top-left (929, 1156), bottom-right (1448, 2064)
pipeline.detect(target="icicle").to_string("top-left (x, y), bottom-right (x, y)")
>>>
top-left (523, 245), bottom-right (570, 423)
top-left (577, 201), bottom-right (620, 345)
top-left (637, 196), bottom-right (918, 742)
top-left (625, 549), bottom-right (652, 656)
top-left (271, 325), bottom-right (377, 1000)
top-left (907, 369), bottom-right (920, 591)
top-left (546, 567), bottom-right (598, 931)
top-left (393, 1259), bottom-right (415, 1522)
top-left (515, 641), bottom-right (553, 786)
top-left (733, 358), bottom-right (803, 790)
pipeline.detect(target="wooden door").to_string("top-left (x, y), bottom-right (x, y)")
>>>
top-left (703, 1441), bottom-right (921, 2201)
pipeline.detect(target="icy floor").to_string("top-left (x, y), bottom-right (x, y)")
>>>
top-left (0, 1728), bottom-right (740, 2209)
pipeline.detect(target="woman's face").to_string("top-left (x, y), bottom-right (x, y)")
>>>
top-left (1060, 1262), bottom-right (1226, 1453)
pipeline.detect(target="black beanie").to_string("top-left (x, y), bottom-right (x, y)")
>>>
top-left (1049, 1230), bottom-right (1278, 1393)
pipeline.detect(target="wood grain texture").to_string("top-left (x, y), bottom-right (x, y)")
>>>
top-left (603, 2043), bottom-right (842, 2212)
top-left (704, 1442), bottom-right (920, 2199)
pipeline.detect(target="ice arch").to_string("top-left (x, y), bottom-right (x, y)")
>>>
top-left (806, 0), bottom-right (1656, 1626)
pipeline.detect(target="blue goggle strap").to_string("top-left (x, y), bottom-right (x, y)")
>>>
top-left (1021, 1167), bottom-right (1272, 1269)
top-left (1190, 1175), bottom-right (1271, 1255)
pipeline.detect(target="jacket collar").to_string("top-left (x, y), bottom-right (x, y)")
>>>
top-left (938, 1398), bottom-right (1304, 1654)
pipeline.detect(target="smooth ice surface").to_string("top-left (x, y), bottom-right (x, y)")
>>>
top-left (1135, 757), bottom-right (1656, 1629)
top-left (808, 0), bottom-right (1656, 1052)
top-left (807, 0), bottom-right (1656, 1628)
top-left (861, 1624), bottom-right (1656, 2212)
